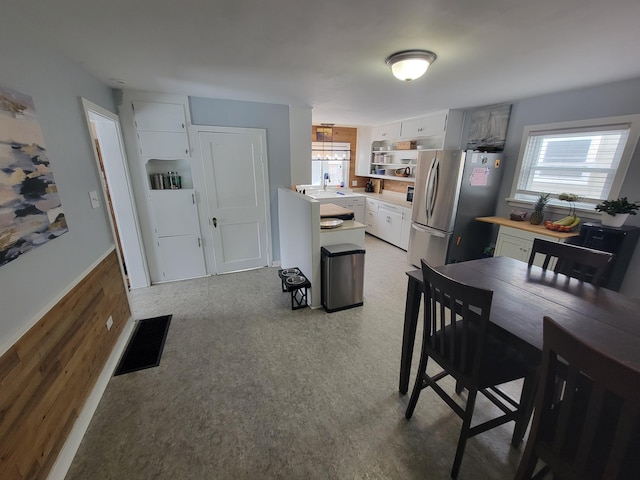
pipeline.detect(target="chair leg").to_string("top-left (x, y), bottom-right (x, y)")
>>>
top-left (406, 355), bottom-right (429, 419)
top-left (514, 442), bottom-right (540, 480)
top-left (512, 368), bottom-right (539, 447)
top-left (451, 389), bottom-right (478, 479)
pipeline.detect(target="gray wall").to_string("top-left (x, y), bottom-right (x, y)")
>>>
top-left (496, 77), bottom-right (640, 297)
top-left (0, 26), bottom-right (117, 350)
top-left (189, 97), bottom-right (291, 262)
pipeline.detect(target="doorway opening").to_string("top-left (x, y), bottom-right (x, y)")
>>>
top-left (81, 98), bottom-right (149, 289)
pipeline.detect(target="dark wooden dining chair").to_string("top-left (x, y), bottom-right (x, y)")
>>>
top-left (405, 260), bottom-right (539, 479)
top-left (528, 238), bottom-right (614, 286)
top-left (515, 316), bottom-right (640, 480)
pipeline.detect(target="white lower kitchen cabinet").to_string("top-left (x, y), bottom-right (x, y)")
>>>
top-left (400, 209), bottom-right (411, 250)
top-left (156, 235), bottom-right (206, 281)
top-left (495, 226), bottom-right (561, 266)
top-left (377, 204), bottom-right (403, 246)
top-left (340, 197), bottom-right (365, 224)
top-left (365, 198), bottom-right (379, 236)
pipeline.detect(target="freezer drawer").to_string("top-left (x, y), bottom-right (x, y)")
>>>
top-left (321, 244), bottom-right (365, 312)
top-left (407, 223), bottom-right (451, 268)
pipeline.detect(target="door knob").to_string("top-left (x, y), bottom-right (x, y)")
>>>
top-left (212, 217), bottom-right (217, 228)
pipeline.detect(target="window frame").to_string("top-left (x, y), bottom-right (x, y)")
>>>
top-left (508, 115), bottom-right (640, 216)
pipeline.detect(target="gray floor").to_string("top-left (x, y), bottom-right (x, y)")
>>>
top-left (66, 235), bottom-right (527, 480)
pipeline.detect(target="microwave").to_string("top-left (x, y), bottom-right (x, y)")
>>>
top-left (406, 186), bottom-right (414, 202)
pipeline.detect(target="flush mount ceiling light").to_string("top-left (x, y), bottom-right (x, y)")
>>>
top-left (385, 50), bottom-right (437, 82)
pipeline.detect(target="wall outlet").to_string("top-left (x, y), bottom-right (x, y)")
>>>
top-left (106, 316), bottom-right (113, 331)
top-left (352, 180), bottom-right (357, 186)
top-left (89, 190), bottom-right (101, 209)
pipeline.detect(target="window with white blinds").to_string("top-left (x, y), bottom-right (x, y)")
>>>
top-left (511, 116), bottom-right (640, 208)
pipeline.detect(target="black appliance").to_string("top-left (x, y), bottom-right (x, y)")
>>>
top-left (566, 222), bottom-right (640, 291)
top-left (406, 186), bottom-right (414, 202)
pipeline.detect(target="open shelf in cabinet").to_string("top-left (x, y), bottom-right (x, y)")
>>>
top-left (145, 158), bottom-right (193, 190)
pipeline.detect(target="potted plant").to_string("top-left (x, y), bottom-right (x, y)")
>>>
top-left (595, 197), bottom-right (639, 227)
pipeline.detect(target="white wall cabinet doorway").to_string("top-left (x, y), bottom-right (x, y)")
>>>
top-left (192, 127), bottom-right (271, 274)
top-left (81, 99), bottom-right (149, 289)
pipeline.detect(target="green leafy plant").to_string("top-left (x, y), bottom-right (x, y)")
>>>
top-left (594, 197), bottom-right (639, 216)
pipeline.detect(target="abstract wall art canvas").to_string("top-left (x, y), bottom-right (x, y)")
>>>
top-left (0, 85), bottom-right (68, 267)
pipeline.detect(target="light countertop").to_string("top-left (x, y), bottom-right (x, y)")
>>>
top-left (320, 220), bottom-right (366, 232)
top-left (353, 190), bottom-right (414, 209)
top-left (476, 216), bottom-right (580, 239)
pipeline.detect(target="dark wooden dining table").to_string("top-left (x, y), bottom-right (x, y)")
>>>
top-left (399, 255), bottom-right (640, 395)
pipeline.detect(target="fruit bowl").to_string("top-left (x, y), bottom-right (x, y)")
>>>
top-left (544, 219), bottom-right (579, 232)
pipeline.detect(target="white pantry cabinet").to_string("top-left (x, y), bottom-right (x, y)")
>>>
top-left (129, 98), bottom-right (206, 283)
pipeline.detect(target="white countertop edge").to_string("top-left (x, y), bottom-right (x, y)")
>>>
top-left (320, 220), bottom-right (366, 232)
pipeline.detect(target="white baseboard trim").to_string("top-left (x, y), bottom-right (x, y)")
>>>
top-left (47, 315), bottom-right (136, 480)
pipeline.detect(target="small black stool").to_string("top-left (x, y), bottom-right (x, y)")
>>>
top-left (278, 268), bottom-right (311, 310)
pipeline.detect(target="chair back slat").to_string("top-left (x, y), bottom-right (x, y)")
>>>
top-left (527, 238), bottom-right (614, 286)
top-left (516, 316), bottom-right (640, 479)
top-left (421, 261), bottom-right (493, 382)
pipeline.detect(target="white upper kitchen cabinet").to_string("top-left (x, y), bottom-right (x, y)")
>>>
top-left (371, 123), bottom-right (402, 141)
top-left (133, 101), bottom-right (187, 132)
top-left (400, 112), bottom-right (448, 139)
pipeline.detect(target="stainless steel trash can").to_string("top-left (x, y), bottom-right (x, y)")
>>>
top-left (321, 243), bottom-right (365, 312)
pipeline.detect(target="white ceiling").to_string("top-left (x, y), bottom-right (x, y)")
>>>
top-left (8, 0), bottom-right (640, 126)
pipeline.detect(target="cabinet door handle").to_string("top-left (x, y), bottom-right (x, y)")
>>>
top-left (212, 217), bottom-right (217, 228)
top-left (192, 193), bottom-right (195, 204)
top-left (198, 237), bottom-right (201, 247)
top-left (185, 148), bottom-right (189, 154)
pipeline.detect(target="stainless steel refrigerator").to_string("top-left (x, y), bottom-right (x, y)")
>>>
top-left (407, 150), bottom-right (504, 267)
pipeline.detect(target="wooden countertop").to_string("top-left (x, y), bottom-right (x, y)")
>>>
top-left (476, 216), bottom-right (580, 239)
top-left (319, 203), bottom-right (354, 218)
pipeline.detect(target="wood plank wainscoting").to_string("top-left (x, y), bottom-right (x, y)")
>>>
top-left (0, 250), bottom-right (130, 480)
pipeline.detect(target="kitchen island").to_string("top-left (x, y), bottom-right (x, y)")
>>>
top-left (278, 188), bottom-right (365, 308)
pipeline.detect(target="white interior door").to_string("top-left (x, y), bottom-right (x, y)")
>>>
top-left (196, 129), bottom-right (270, 274)
top-left (81, 98), bottom-right (149, 288)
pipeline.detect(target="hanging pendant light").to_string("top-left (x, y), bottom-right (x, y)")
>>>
top-left (385, 50), bottom-right (437, 82)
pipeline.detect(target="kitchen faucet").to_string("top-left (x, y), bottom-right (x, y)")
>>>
top-left (323, 172), bottom-right (330, 191)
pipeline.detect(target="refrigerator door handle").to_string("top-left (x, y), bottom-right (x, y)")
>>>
top-left (411, 223), bottom-right (447, 238)
top-left (425, 158), bottom-right (439, 219)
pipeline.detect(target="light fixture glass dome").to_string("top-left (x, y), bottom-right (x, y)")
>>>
top-left (385, 50), bottom-right (437, 82)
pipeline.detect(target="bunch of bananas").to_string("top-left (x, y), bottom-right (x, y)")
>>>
top-left (544, 214), bottom-right (580, 232)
